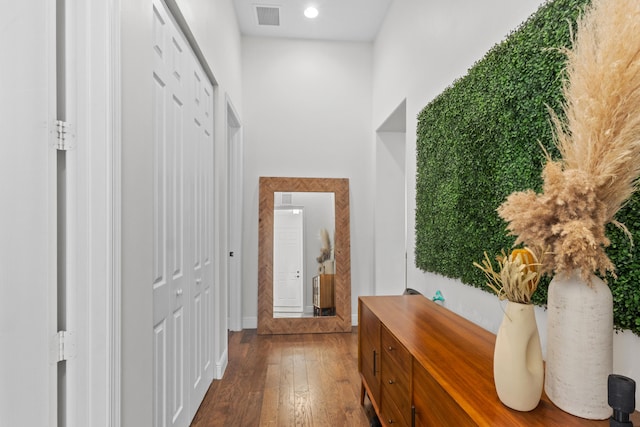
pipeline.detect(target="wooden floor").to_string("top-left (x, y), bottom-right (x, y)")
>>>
top-left (191, 328), bottom-right (372, 427)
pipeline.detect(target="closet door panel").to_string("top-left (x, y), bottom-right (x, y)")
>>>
top-left (152, 1), bottom-right (215, 425)
top-left (188, 64), bottom-right (215, 418)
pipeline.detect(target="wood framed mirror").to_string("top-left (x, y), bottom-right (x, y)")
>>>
top-left (258, 177), bottom-right (351, 334)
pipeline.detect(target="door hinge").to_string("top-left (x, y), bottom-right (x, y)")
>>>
top-left (53, 120), bottom-right (75, 151)
top-left (51, 330), bottom-right (76, 363)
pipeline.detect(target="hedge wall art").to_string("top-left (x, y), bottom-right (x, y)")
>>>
top-left (415, 0), bottom-right (640, 335)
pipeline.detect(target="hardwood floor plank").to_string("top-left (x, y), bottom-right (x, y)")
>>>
top-left (305, 341), bottom-right (330, 417)
top-left (260, 360), bottom-right (282, 425)
top-left (191, 328), bottom-right (370, 426)
top-left (239, 391), bottom-right (263, 426)
top-left (294, 390), bottom-right (313, 426)
top-left (278, 343), bottom-right (295, 427)
top-left (259, 365), bottom-right (280, 426)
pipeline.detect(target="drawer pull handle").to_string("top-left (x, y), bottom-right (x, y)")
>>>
top-left (388, 379), bottom-right (394, 384)
top-left (388, 419), bottom-right (394, 424)
top-left (388, 346), bottom-right (393, 351)
top-left (373, 350), bottom-right (377, 376)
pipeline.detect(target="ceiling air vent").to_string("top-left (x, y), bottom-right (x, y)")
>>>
top-left (255, 5), bottom-right (280, 26)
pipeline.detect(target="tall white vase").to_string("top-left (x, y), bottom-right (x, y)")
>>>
top-left (493, 301), bottom-right (544, 411)
top-left (545, 271), bottom-right (613, 419)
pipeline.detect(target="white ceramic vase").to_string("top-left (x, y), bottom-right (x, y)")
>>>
top-left (493, 301), bottom-right (544, 411)
top-left (545, 271), bottom-right (613, 420)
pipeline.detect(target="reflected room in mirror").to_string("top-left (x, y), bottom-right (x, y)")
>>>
top-left (273, 191), bottom-right (335, 318)
top-left (258, 177), bottom-right (351, 334)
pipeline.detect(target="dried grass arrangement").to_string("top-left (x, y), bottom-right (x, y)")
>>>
top-left (316, 228), bottom-right (331, 264)
top-left (474, 247), bottom-right (544, 304)
top-left (497, 0), bottom-right (640, 281)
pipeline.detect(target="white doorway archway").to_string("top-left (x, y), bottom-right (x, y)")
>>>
top-left (374, 99), bottom-right (407, 295)
top-left (226, 97), bottom-right (243, 331)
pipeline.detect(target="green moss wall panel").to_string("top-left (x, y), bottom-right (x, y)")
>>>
top-left (415, 0), bottom-right (640, 334)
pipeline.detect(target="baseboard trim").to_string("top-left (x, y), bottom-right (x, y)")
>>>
top-left (243, 316), bottom-right (258, 329)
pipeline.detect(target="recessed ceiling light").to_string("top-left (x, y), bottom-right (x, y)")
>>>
top-left (304, 7), bottom-right (319, 19)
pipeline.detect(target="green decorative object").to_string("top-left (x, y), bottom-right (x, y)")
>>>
top-left (415, 0), bottom-right (640, 335)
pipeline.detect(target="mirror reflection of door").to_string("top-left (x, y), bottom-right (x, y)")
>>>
top-left (273, 208), bottom-right (304, 315)
top-left (273, 191), bottom-right (335, 319)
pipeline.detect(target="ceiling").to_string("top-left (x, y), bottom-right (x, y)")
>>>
top-left (231, 0), bottom-right (393, 42)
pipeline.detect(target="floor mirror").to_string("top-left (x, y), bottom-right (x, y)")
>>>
top-left (257, 177), bottom-right (352, 334)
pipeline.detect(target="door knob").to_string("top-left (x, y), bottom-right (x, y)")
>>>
top-left (176, 289), bottom-right (183, 296)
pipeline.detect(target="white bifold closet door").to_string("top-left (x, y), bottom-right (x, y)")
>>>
top-left (151, 1), bottom-right (215, 426)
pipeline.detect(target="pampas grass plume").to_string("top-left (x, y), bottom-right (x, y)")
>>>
top-left (498, 0), bottom-right (640, 280)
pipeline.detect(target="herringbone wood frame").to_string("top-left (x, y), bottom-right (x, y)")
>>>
top-left (257, 177), bottom-right (352, 334)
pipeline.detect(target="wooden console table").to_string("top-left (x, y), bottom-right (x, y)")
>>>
top-left (312, 274), bottom-right (335, 316)
top-left (358, 295), bottom-right (639, 426)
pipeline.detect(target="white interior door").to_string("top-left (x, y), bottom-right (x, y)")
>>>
top-left (152, 2), bottom-right (188, 426)
top-left (188, 54), bottom-right (215, 418)
top-left (152, 1), bottom-right (214, 425)
top-left (0, 2), bottom-right (57, 426)
top-left (273, 209), bottom-right (304, 312)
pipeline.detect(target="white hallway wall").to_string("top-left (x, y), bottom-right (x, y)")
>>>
top-left (373, 0), bottom-right (640, 408)
top-left (241, 37), bottom-right (374, 327)
top-left (120, 0), bottom-right (242, 425)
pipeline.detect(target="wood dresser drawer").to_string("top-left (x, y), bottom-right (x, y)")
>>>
top-left (381, 326), bottom-right (411, 426)
top-left (380, 392), bottom-right (409, 427)
top-left (381, 325), bottom-right (411, 371)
